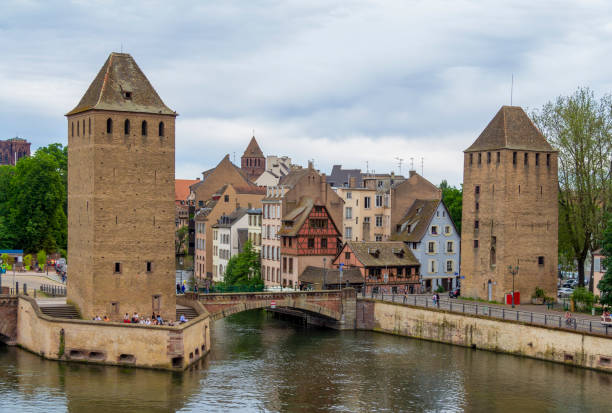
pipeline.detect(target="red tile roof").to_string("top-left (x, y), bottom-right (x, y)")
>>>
top-left (175, 179), bottom-right (199, 202)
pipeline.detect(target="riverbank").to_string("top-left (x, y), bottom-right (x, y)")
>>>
top-left (356, 298), bottom-right (612, 373)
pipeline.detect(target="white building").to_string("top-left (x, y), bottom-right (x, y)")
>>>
top-left (254, 155), bottom-right (297, 187)
top-left (247, 208), bottom-right (262, 254)
top-left (261, 185), bottom-right (287, 288)
top-left (211, 208), bottom-right (249, 282)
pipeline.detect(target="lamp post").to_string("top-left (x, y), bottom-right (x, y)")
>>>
top-left (323, 257), bottom-right (327, 291)
top-left (508, 265), bottom-right (519, 308)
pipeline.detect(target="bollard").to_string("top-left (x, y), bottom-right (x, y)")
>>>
top-left (16, 282), bottom-right (19, 295)
top-left (23, 283), bottom-right (27, 295)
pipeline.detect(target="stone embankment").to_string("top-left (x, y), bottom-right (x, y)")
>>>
top-left (356, 298), bottom-right (612, 373)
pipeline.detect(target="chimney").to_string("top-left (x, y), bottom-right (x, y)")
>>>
top-left (196, 177), bottom-right (200, 181)
top-left (409, 170), bottom-right (416, 178)
top-left (321, 173), bottom-right (327, 204)
top-left (308, 160), bottom-right (314, 169)
top-left (349, 176), bottom-right (357, 188)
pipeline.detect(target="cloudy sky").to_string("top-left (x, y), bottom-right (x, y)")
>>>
top-left (2, 0), bottom-right (612, 186)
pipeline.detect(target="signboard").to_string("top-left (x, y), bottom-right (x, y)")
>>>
top-left (270, 300), bottom-right (276, 309)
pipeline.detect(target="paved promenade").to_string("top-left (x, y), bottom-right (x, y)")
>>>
top-left (1, 271), bottom-right (64, 295)
top-left (368, 293), bottom-right (612, 337)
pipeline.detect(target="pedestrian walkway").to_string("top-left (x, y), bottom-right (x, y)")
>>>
top-left (369, 292), bottom-right (612, 337)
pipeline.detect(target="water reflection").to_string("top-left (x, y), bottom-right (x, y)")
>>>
top-left (0, 310), bottom-right (611, 412)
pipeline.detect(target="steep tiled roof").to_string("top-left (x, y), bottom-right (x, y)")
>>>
top-left (67, 53), bottom-right (175, 116)
top-left (465, 106), bottom-right (555, 152)
top-left (328, 165), bottom-right (363, 188)
top-left (234, 185), bottom-right (266, 195)
top-left (191, 155), bottom-right (255, 193)
top-left (299, 266), bottom-right (364, 285)
top-left (175, 179), bottom-right (199, 202)
top-left (278, 167), bottom-right (310, 188)
top-left (390, 199), bottom-right (440, 243)
top-left (242, 136), bottom-right (264, 158)
top-left (278, 197), bottom-right (314, 236)
top-left (212, 208), bottom-right (248, 228)
top-left (346, 241), bottom-right (419, 267)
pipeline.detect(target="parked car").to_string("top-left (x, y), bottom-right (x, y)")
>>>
top-left (449, 288), bottom-right (461, 298)
top-left (557, 287), bottom-right (573, 298)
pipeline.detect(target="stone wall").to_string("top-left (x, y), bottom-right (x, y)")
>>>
top-left (0, 296), bottom-right (17, 344)
top-left (356, 299), bottom-right (612, 372)
top-left (16, 296), bottom-right (209, 370)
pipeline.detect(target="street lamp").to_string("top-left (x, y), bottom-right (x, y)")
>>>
top-left (322, 257), bottom-right (327, 291)
top-left (508, 265), bottom-right (519, 308)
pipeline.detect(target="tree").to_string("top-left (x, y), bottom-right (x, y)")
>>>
top-left (37, 250), bottom-right (47, 270)
top-left (222, 240), bottom-right (263, 289)
top-left (0, 166), bottom-right (16, 249)
top-left (175, 225), bottom-right (189, 254)
top-left (35, 143), bottom-right (68, 214)
top-left (532, 87), bottom-right (612, 287)
top-left (3, 151), bottom-right (67, 253)
top-left (598, 216), bottom-right (612, 305)
top-left (439, 180), bottom-right (463, 234)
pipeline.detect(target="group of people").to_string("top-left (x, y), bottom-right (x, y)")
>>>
top-left (91, 312), bottom-right (188, 325)
top-left (432, 292), bottom-right (441, 306)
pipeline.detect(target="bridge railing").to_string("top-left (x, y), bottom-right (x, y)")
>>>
top-left (40, 284), bottom-right (67, 297)
top-left (364, 291), bottom-right (612, 337)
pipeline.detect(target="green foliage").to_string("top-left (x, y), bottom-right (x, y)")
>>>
top-left (532, 286), bottom-right (546, 299)
top-left (23, 254), bottom-right (32, 267)
top-left (532, 87), bottom-right (612, 286)
top-left (435, 285), bottom-right (445, 293)
top-left (219, 240), bottom-right (264, 289)
top-left (598, 216), bottom-right (612, 305)
top-left (1, 150), bottom-right (67, 253)
top-left (175, 225), bottom-right (189, 254)
top-left (571, 287), bottom-right (595, 311)
top-left (439, 180), bottom-right (462, 234)
top-left (1, 252), bottom-right (8, 266)
top-left (37, 250), bottom-right (47, 269)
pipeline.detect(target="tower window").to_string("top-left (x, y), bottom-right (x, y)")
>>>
top-left (478, 153), bottom-right (482, 164)
top-left (475, 202), bottom-right (479, 211)
top-left (114, 262), bottom-right (122, 274)
top-left (124, 119), bottom-right (130, 135)
top-left (159, 122), bottom-right (165, 137)
top-left (141, 120), bottom-right (147, 136)
top-left (538, 256), bottom-right (545, 266)
top-left (474, 220), bottom-right (479, 229)
top-left (513, 152), bottom-right (517, 165)
top-left (77, 121), bottom-right (79, 136)
top-left (474, 240), bottom-right (479, 248)
top-left (487, 152), bottom-right (491, 164)
top-left (88, 118), bottom-right (91, 135)
top-left (524, 153), bottom-right (528, 165)
top-left (535, 153), bottom-right (540, 166)
top-left (107, 118), bottom-right (113, 134)
top-left (469, 153), bottom-right (473, 165)
top-left (475, 185), bottom-right (480, 194)
top-left (123, 91), bottom-right (132, 100)
top-left (71, 122), bottom-right (74, 137)
top-left (146, 261), bottom-right (153, 272)
top-left (546, 154), bottom-right (551, 167)
top-left (497, 152), bottom-right (500, 163)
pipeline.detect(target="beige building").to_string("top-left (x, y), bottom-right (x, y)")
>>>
top-left (461, 106), bottom-right (558, 302)
top-left (66, 52), bottom-right (176, 321)
top-left (193, 184), bottom-right (265, 280)
top-left (261, 186), bottom-right (286, 288)
top-left (335, 187), bottom-right (391, 242)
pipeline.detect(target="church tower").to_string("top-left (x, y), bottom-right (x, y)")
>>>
top-left (66, 53), bottom-right (177, 320)
top-left (240, 136), bottom-right (265, 181)
top-left (461, 106), bottom-right (558, 302)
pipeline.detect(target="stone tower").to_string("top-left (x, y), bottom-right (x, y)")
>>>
top-left (240, 136), bottom-right (265, 181)
top-left (461, 106), bottom-right (558, 302)
top-left (66, 53), bottom-right (177, 320)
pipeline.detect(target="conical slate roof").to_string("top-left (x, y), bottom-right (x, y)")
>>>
top-left (242, 136), bottom-right (264, 158)
top-left (67, 53), bottom-right (175, 116)
top-left (465, 106), bottom-right (554, 152)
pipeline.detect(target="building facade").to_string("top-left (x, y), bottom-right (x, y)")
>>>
top-left (261, 186), bottom-right (285, 287)
top-left (461, 106), bottom-right (558, 302)
top-left (66, 52), bottom-right (176, 320)
top-left (0, 137), bottom-right (31, 166)
top-left (333, 241), bottom-right (420, 294)
top-left (211, 208), bottom-right (249, 281)
top-left (391, 200), bottom-right (461, 291)
top-left (335, 187), bottom-right (391, 243)
top-left (247, 208), bottom-right (262, 254)
top-left (279, 198), bottom-right (342, 288)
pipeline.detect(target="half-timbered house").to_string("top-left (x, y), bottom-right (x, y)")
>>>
top-left (333, 241), bottom-right (421, 295)
top-left (278, 197), bottom-right (342, 288)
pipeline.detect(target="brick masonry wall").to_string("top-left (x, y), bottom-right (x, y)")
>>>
top-left (461, 150), bottom-right (558, 302)
top-left (0, 297), bottom-right (17, 343)
top-left (67, 110), bottom-right (177, 321)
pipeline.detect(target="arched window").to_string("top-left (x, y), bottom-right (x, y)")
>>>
top-left (158, 121), bottom-right (164, 137)
top-left (106, 118), bottom-right (113, 134)
top-left (124, 119), bottom-right (130, 135)
top-left (141, 120), bottom-right (147, 136)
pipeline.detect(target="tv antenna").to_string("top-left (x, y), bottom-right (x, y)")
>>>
top-left (366, 161), bottom-right (369, 174)
top-left (421, 157), bottom-right (424, 176)
top-left (394, 157), bottom-right (404, 175)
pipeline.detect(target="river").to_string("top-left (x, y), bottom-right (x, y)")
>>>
top-left (0, 310), bottom-right (610, 412)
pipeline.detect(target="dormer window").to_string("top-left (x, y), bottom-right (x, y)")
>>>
top-left (123, 91), bottom-right (132, 100)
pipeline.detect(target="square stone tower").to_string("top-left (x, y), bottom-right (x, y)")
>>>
top-left (461, 106), bottom-right (558, 302)
top-left (66, 53), bottom-right (177, 320)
